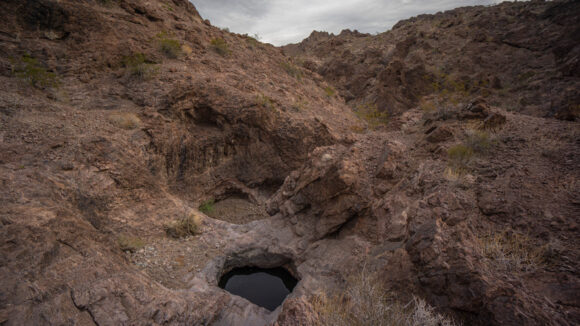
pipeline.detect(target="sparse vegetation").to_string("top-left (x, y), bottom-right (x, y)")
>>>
top-left (210, 38), bottom-right (231, 56)
top-left (477, 231), bottom-right (547, 273)
top-left (199, 199), bottom-right (215, 214)
top-left (280, 61), bottom-right (303, 81)
top-left (108, 112), bottom-right (142, 130)
top-left (162, 1), bottom-right (174, 11)
top-left (181, 44), bottom-right (193, 56)
top-left (121, 53), bottom-right (159, 79)
top-left (350, 124), bottom-right (366, 134)
top-left (11, 54), bottom-right (59, 88)
top-left (157, 32), bottom-right (182, 58)
top-left (311, 268), bottom-right (458, 326)
top-left (354, 103), bottom-right (389, 130)
top-left (323, 86), bottom-right (335, 98)
top-left (464, 130), bottom-right (492, 154)
top-left (447, 144), bottom-right (473, 171)
top-left (292, 98), bottom-right (308, 111)
top-left (256, 93), bottom-right (276, 110)
top-left (243, 33), bottom-right (261, 49)
top-left (118, 235), bottom-right (145, 253)
top-left (164, 213), bottom-right (202, 238)
top-left (446, 129), bottom-right (496, 175)
top-left (424, 70), bottom-right (469, 105)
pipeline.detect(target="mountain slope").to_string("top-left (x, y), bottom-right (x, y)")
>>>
top-left (283, 0), bottom-right (580, 120)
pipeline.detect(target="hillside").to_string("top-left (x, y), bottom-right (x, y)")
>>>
top-left (283, 0), bottom-right (579, 120)
top-left (0, 0), bottom-right (579, 326)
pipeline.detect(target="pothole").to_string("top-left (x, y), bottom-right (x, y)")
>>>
top-left (218, 266), bottom-right (298, 311)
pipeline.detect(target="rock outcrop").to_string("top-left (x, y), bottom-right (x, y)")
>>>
top-left (283, 0), bottom-right (580, 120)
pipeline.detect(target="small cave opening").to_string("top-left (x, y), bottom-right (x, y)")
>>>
top-left (218, 266), bottom-right (298, 311)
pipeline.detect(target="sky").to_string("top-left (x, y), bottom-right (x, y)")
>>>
top-left (191, 0), bottom-right (507, 46)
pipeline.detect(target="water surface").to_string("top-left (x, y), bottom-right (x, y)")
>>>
top-left (219, 266), bottom-right (298, 311)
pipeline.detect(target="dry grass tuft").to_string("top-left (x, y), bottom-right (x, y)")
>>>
top-left (447, 144), bottom-right (473, 171)
top-left (280, 61), bottom-right (303, 80)
top-left (108, 112), bottom-right (142, 130)
top-left (311, 268), bottom-right (458, 326)
top-left (477, 231), bottom-right (547, 273)
top-left (118, 235), bottom-right (145, 253)
top-left (164, 213), bottom-right (202, 238)
top-left (464, 129), bottom-right (492, 154)
top-left (181, 44), bottom-right (193, 56)
top-left (354, 102), bottom-right (389, 130)
top-left (324, 86), bottom-right (336, 98)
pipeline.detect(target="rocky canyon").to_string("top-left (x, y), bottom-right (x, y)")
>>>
top-left (0, 0), bottom-right (578, 325)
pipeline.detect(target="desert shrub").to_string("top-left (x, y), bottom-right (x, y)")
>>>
top-left (324, 86), bottom-right (335, 98)
top-left (477, 231), bottom-right (547, 273)
top-left (121, 53), bottom-right (159, 79)
top-left (464, 130), bottom-right (491, 154)
top-left (199, 199), bottom-right (215, 214)
top-left (280, 61), bottom-right (303, 80)
top-left (256, 93), bottom-right (276, 110)
top-left (350, 124), bottom-right (366, 134)
top-left (164, 213), bottom-right (202, 238)
top-left (243, 33), bottom-right (261, 49)
top-left (157, 32), bottom-right (182, 58)
top-left (118, 235), bottom-right (145, 253)
top-left (210, 38), bottom-right (231, 56)
top-left (162, 1), bottom-right (174, 11)
top-left (108, 112), bottom-right (141, 129)
top-left (447, 144), bottom-right (473, 170)
top-left (291, 98), bottom-right (308, 112)
top-left (311, 268), bottom-right (458, 326)
top-left (354, 103), bottom-right (389, 130)
top-left (181, 44), bottom-right (193, 56)
top-left (11, 54), bottom-right (59, 88)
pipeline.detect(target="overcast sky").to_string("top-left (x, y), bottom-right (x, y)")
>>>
top-left (191, 0), bottom-right (506, 46)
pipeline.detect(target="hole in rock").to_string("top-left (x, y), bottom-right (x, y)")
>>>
top-left (218, 266), bottom-right (298, 311)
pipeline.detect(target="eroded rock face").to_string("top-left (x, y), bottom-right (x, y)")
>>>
top-left (0, 0), bottom-right (358, 324)
top-left (283, 1), bottom-right (580, 120)
top-left (267, 146), bottom-right (371, 241)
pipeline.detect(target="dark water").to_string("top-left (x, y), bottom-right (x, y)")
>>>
top-left (218, 267), bottom-right (298, 311)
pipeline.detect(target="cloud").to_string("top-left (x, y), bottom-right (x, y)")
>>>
top-left (191, 0), bottom-right (507, 46)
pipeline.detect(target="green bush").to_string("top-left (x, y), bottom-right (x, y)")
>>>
top-left (121, 53), bottom-right (159, 79)
top-left (199, 199), bottom-right (215, 214)
top-left (210, 38), bottom-right (231, 56)
top-left (280, 61), bottom-right (303, 80)
top-left (354, 103), bottom-right (388, 130)
top-left (11, 54), bottom-right (59, 88)
top-left (164, 213), bottom-right (202, 238)
top-left (324, 86), bottom-right (335, 98)
top-left (157, 32), bottom-right (182, 58)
